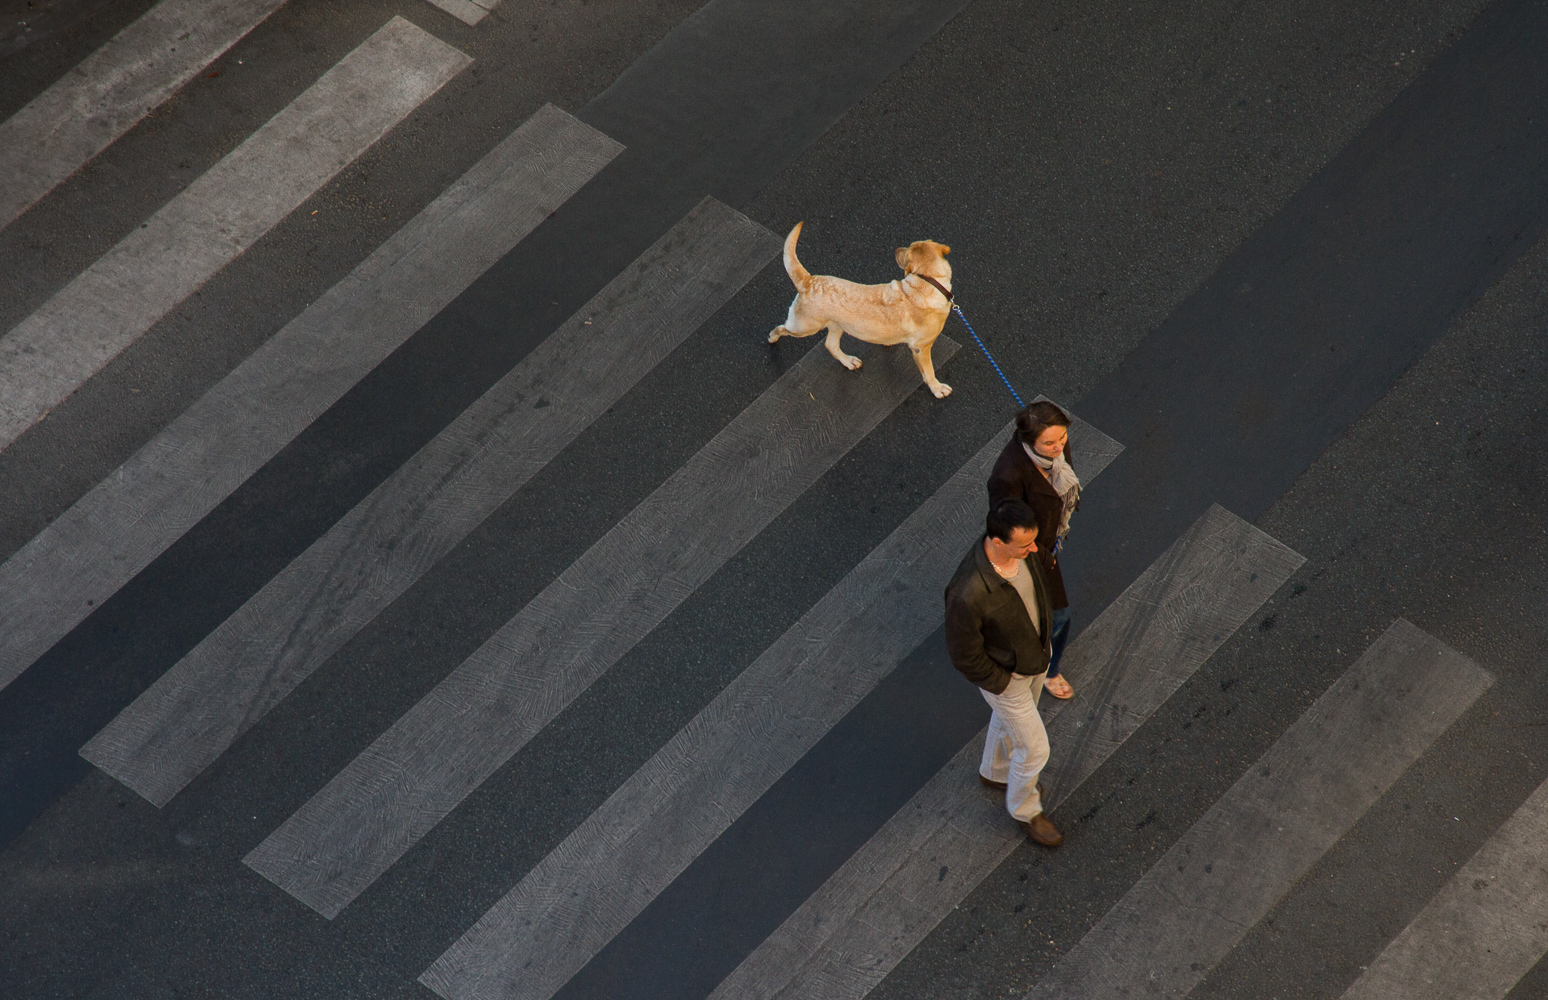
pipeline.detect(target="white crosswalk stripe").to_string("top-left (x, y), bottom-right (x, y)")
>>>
top-left (416, 415), bottom-right (1121, 1000)
top-left (242, 334), bottom-right (961, 920)
top-left (1024, 619), bottom-right (1491, 1000)
top-left (0, 104), bottom-right (619, 692)
top-left (80, 197), bottom-right (773, 807)
top-left (1339, 772), bottom-right (1548, 1000)
top-left (711, 503), bottom-right (1305, 1000)
top-left (424, 0), bottom-right (502, 27)
top-left (0, 0), bottom-right (290, 230)
top-left (0, 16), bottom-right (469, 452)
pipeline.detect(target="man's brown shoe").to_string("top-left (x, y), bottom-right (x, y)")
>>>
top-left (1021, 812), bottom-right (1063, 847)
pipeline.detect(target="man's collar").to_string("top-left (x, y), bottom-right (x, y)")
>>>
top-left (974, 537), bottom-right (1015, 589)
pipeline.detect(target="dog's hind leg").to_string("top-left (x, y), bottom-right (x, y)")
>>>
top-left (910, 339), bottom-right (953, 398)
top-left (769, 296), bottom-right (824, 343)
top-left (824, 324), bottom-right (862, 371)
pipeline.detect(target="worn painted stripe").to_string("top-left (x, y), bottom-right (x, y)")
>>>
top-left (243, 335), bottom-right (962, 919)
top-left (423, 0), bottom-right (491, 27)
top-left (0, 104), bottom-right (618, 693)
top-left (0, 16), bottom-right (469, 451)
top-left (1339, 773), bottom-right (1548, 1000)
top-left (81, 198), bottom-right (773, 807)
top-left (1024, 619), bottom-right (1492, 1000)
top-left (0, 0), bottom-right (289, 230)
top-left (713, 504), bottom-right (1305, 1000)
top-left (417, 416), bottom-right (1120, 1000)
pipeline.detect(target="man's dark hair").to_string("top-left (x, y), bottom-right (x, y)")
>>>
top-left (1015, 400), bottom-right (1072, 448)
top-left (986, 499), bottom-right (1038, 543)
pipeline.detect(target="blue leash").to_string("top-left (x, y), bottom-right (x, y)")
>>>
top-left (952, 302), bottom-right (1061, 552)
top-left (950, 302), bottom-right (1024, 408)
top-left (950, 302), bottom-right (1068, 555)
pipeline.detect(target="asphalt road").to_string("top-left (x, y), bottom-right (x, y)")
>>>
top-left (2, 0), bottom-right (1545, 998)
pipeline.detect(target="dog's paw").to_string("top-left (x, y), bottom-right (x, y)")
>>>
top-left (768, 327), bottom-right (785, 343)
top-left (930, 381), bottom-right (953, 398)
top-left (841, 354), bottom-right (863, 371)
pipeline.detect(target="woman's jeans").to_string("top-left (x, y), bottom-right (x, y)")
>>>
top-left (1046, 607), bottom-right (1073, 679)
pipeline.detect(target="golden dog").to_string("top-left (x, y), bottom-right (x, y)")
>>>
top-left (768, 222), bottom-right (955, 398)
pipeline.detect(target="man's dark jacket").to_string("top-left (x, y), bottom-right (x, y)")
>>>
top-left (944, 537), bottom-right (1053, 695)
top-left (986, 435), bottom-right (1075, 609)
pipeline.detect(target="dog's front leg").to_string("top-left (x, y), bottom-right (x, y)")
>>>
top-left (824, 324), bottom-right (862, 371)
top-left (910, 340), bottom-right (953, 398)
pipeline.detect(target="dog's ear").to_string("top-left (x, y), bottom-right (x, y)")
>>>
top-left (937, 243), bottom-right (951, 256)
top-left (895, 247), bottom-right (911, 271)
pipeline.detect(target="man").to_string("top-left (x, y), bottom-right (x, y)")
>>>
top-left (943, 498), bottom-right (1063, 847)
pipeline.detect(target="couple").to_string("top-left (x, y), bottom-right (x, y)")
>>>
top-left (943, 401), bottom-right (1083, 848)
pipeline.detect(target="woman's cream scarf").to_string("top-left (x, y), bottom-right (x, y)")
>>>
top-left (1023, 442), bottom-right (1081, 539)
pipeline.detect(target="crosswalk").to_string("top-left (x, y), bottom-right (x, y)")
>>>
top-left (1339, 771), bottom-right (1548, 1000)
top-left (424, 0), bottom-right (504, 27)
top-left (0, 0), bottom-right (290, 229)
top-left (80, 196), bottom-right (769, 808)
top-left (3, 3), bottom-right (1544, 1000)
top-left (711, 503), bottom-right (1305, 1000)
top-left (0, 103), bottom-right (619, 691)
top-left (242, 333), bottom-right (961, 918)
top-left (420, 414), bottom-right (1120, 1000)
top-left (0, 16), bottom-right (469, 451)
top-left (1025, 619), bottom-right (1491, 1000)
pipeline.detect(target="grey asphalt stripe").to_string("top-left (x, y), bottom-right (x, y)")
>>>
top-left (243, 335), bottom-right (962, 920)
top-left (1339, 774), bottom-right (1548, 1000)
top-left (423, 0), bottom-right (491, 27)
top-left (1024, 619), bottom-right (1492, 1000)
top-left (0, 104), bottom-right (618, 693)
top-left (712, 503), bottom-right (1305, 1000)
top-left (0, 16), bottom-right (469, 451)
top-left (80, 198), bottom-right (772, 807)
top-left (416, 415), bottom-right (1121, 1000)
top-left (0, 0), bottom-right (288, 230)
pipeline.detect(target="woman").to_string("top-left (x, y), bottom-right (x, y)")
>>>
top-left (986, 401), bottom-right (1081, 699)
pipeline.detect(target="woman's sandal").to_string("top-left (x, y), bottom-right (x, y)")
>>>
top-left (1043, 674), bottom-right (1075, 700)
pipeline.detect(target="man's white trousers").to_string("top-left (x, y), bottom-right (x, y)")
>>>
top-left (979, 670), bottom-right (1049, 822)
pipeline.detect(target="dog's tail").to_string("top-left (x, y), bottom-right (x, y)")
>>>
top-left (783, 222), bottom-right (812, 291)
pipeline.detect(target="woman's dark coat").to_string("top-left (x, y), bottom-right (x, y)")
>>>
top-left (985, 435), bottom-right (1073, 609)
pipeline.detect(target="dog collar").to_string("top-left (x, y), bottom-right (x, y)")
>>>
top-left (915, 274), bottom-right (953, 302)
